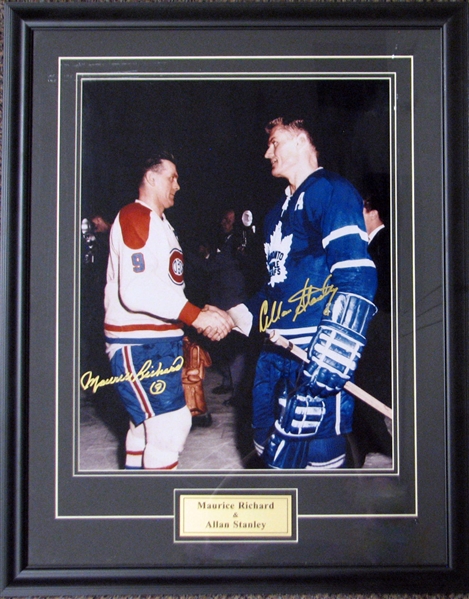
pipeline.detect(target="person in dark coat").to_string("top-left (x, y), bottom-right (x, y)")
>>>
top-left (201, 209), bottom-right (252, 404)
top-left (352, 192), bottom-right (393, 465)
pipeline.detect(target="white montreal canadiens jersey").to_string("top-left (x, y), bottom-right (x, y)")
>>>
top-left (246, 168), bottom-right (377, 346)
top-left (104, 200), bottom-right (188, 343)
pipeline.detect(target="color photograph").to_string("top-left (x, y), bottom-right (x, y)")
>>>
top-left (78, 76), bottom-right (393, 472)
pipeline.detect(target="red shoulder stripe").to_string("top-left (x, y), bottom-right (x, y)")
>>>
top-left (119, 202), bottom-right (151, 250)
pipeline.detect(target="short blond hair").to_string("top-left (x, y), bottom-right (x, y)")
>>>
top-left (265, 117), bottom-right (316, 149)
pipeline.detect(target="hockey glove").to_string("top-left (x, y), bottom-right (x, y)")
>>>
top-left (276, 385), bottom-right (326, 437)
top-left (303, 292), bottom-right (377, 397)
top-left (263, 383), bottom-right (326, 469)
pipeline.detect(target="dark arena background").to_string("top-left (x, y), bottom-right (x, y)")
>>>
top-left (81, 78), bottom-right (390, 245)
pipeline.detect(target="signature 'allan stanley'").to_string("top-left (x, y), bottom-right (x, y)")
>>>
top-left (259, 275), bottom-right (339, 333)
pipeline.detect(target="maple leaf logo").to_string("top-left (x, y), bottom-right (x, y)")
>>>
top-left (264, 221), bottom-right (293, 287)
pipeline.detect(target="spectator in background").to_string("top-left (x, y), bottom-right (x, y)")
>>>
top-left (80, 211), bottom-right (113, 390)
top-left (197, 208), bottom-right (251, 406)
top-left (352, 191), bottom-right (392, 465)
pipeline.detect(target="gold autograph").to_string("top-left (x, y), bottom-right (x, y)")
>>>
top-left (259, 301), bottom-right (292, 333)
top-left (288, 275), bottom-right (338, 319)
top-left (80, 356), bottom-right (184, 395)
top-left (259, 275), bottom-right (338, 333)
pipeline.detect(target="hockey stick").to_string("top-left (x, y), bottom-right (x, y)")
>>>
top-left (266, 329), bottom-right (393, 421)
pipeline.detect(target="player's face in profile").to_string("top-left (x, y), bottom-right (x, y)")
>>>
top-left (153, 160), bottom-right (180, 211)
top-left (264, 126), bottom-right (299, 179)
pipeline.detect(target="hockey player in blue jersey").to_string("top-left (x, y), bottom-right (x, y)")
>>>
top-left (228, 117), bottom-right (378, 469)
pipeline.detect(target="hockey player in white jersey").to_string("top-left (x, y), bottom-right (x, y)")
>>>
top-left (104, 152), bottom-right (233, 470)
top-left (229, 118), bottom-right (378, 469)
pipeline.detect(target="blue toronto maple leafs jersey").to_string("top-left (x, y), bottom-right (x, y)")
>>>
top-left (246, 168), bottom-right (377, 346)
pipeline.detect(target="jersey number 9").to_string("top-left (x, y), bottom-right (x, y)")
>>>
top-left (131, 252), bottom-right (145, 273)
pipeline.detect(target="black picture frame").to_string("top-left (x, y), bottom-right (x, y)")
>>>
top-left (1, 1), bottom-right (468, 594)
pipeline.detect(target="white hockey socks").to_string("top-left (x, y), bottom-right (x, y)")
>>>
top-left (143, 406), bottom-right (192, 470)
top-left (125, 421), bottom-right (145, 469)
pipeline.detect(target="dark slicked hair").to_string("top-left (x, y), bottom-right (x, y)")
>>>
top-left (138, 151), bottom-right (177, 187)
top-left (363, 192), bottom-right (389, 223)
top-left (265, 117), bottom-right (317, 149)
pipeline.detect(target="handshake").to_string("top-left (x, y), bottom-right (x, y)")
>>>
top-left (192, 305), bottom-right (235, 341)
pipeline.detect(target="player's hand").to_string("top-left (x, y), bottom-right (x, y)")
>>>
top-left (192, 305), bottom-right (234, 341)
